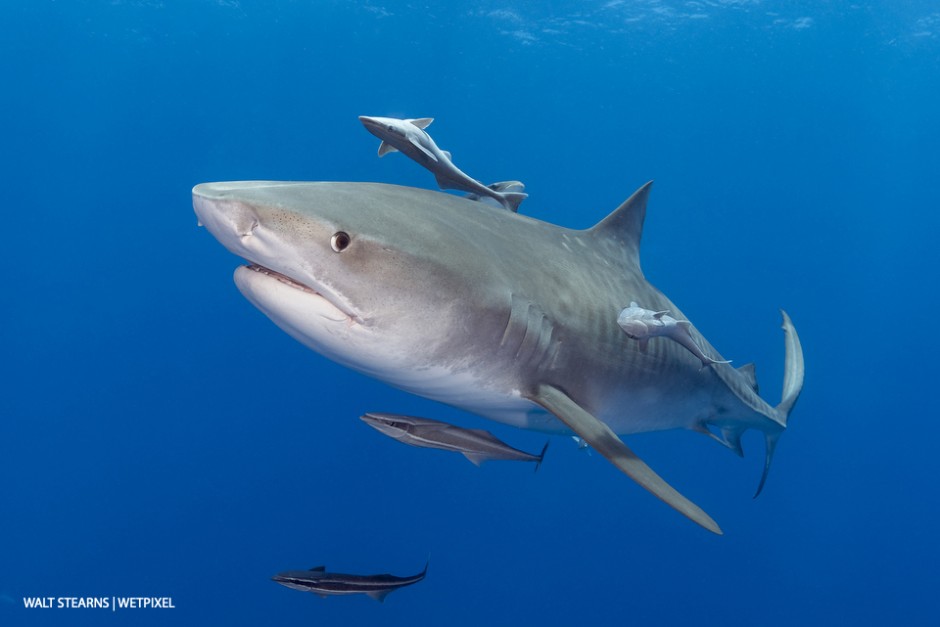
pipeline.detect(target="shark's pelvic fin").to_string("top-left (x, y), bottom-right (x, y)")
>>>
top-left (526, 384), bottom-right (722, 535)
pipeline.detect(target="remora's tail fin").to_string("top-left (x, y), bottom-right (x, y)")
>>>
top-left (754, 310), bottom-right (805, 497)
top-left (499, 191), bottom-right (528, 213)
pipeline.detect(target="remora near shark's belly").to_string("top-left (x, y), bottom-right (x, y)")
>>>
top-left (192, 180), bottom-right (804, 534)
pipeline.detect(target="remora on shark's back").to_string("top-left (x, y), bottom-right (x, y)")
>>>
top-left (193, 176), bottom-right (804, 535)
top-left (358, 115), bottom-right (527, 212)
top-left (617, 301), bottom-right (731, 368)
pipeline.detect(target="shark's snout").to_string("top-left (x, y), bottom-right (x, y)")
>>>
top-left (193, 184), bottom-right (264, 255)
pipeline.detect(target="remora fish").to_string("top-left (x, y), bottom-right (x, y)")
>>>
top-left (272, 562), bottom-right (428, 602)
top-left (358, 115), bottom-right (527, 212)
top-left (192, 180), bottom-right (804, 535)
top-left (361, 412), bottom-right (549, 468)
top-left (617, 301), bottom-right (731, 367)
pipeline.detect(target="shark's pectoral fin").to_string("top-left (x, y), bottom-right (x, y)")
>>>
top-left (378, 141), bottom-right (398, 157)
top-left (526, 384), bottom-right (722, 535)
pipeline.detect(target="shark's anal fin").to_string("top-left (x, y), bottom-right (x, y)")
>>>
top-left (526, 384), bottom-right (722, 535)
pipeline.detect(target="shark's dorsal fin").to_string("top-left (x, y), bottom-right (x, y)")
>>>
top-left (408, 117), bottom-right (433, 129)
top-left (441, 150), bottom-right (452, 160)
top-left (588, 181), bottom-right (653, 272)
top-left (308, 566), bottom-right (326, 572)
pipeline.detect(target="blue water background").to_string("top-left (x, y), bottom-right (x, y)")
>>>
top-left (2, 1), bottom-right (938, 625)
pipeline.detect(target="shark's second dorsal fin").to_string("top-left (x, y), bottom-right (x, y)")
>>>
top-left (588, 181), bottom-right (653, 272)
top-left (737, 362), bottom-right (759, 393)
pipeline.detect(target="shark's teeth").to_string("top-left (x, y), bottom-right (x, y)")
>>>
top-left (246, 264), bottom-right (317, 295)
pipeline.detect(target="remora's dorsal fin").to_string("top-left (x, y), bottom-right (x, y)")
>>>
top-left (526, 384), bottom-right (722, 535)
top-left (588, 181), bottom-right (652, 271)
top-left (408, 117), bottom-right (433, 129)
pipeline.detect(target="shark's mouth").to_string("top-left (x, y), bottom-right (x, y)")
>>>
top-left (239, 263), bottom-right (362, 324)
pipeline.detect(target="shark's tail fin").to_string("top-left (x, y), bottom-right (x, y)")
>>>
top-left (754, 310), bottom-right (804, 497)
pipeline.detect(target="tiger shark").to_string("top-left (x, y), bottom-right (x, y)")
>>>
top-left (192, 180), bottom-right (804, 535)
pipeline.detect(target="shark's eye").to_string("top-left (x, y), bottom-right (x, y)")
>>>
top-left (331, 231), bottom-right (351, 253)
